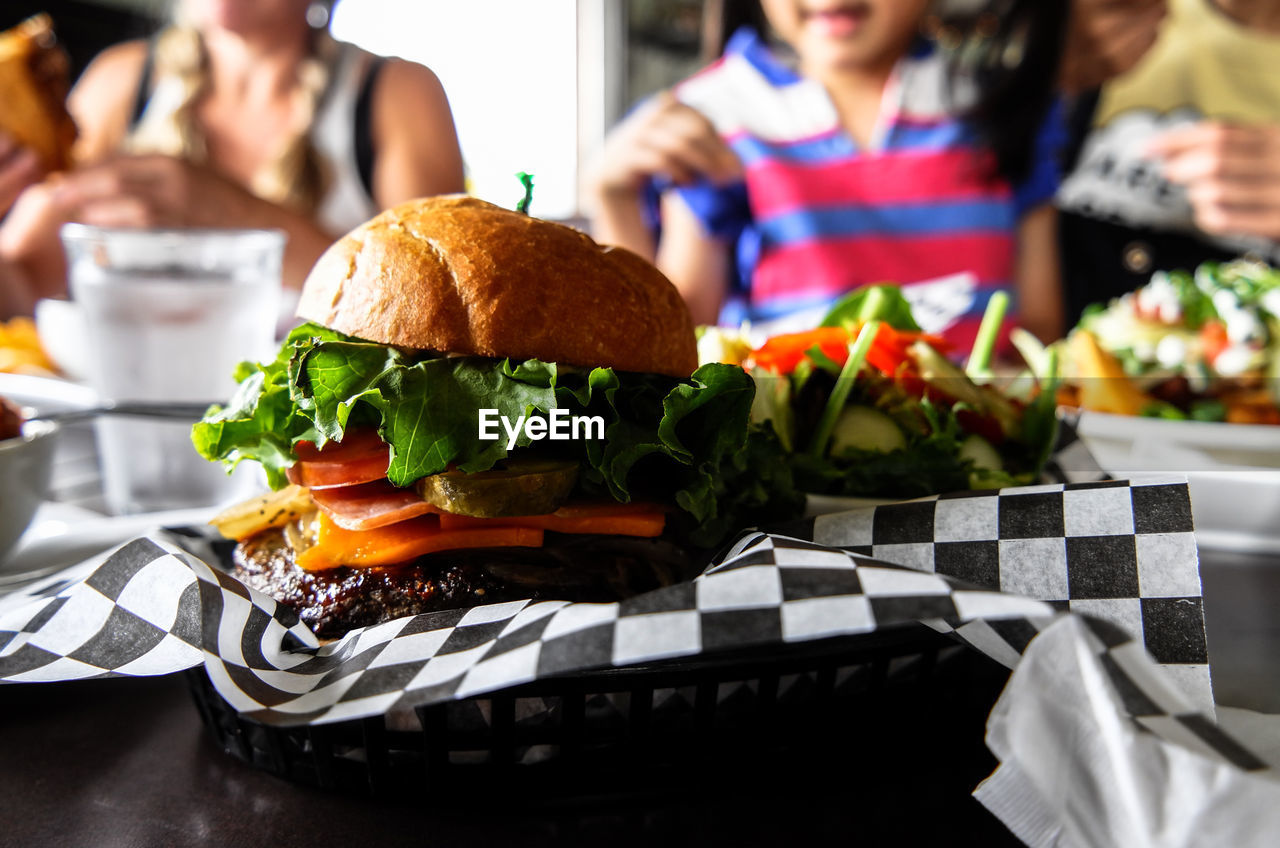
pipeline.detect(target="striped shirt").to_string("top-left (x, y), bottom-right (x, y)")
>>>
top-left (669, 29), bottom-right (1061, 350)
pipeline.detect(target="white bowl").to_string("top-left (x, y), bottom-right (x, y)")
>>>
top-left (0, 419), bottom-right (58, 564)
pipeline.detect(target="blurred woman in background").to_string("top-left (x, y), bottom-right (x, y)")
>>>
top-left (0, 0), bottom-right (465, 316)
top-left (589, 0), bottom-right (1069, 352)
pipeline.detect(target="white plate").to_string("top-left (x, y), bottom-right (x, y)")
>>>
top-left (1074, 410), bottom-right (1280, 465)
top-left (1072, 410), bottom-right (1280, 553)
top-left (0, 502), bottom-right (218, 591)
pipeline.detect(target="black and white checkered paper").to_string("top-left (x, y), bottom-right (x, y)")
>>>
top-left (0, 475), bottom-right (1266, 784)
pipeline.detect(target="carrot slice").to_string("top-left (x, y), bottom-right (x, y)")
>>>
top-left (296, 513), bottom-right (543, 571)
top-left (437, 503), bottom-right (666, 538)
top-left (750, 325), bottom-right (952, 376)
top-left (750, 327), bottom-right (850, 374)
top-left (548, 501), bottom-right (667, 518)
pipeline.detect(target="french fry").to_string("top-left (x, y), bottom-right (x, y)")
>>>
top-left (0, 317), bottom-right (57, 374)
top-left (1068, 329), bottom-right (1151, 416)
top-left (210, 484), bottom-right (316, 541)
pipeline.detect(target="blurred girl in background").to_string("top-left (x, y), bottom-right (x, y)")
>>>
top-left (0, 0), bottom-right (465, 316)
top-left (590, 0), bottom-right (1069, 351)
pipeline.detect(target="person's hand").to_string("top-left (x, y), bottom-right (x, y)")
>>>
top-left (47, 154), bottom-right (263, 228)
top-left (1148, 122), bottom-right (1280, 241)
top-left (0, 131), bottom-right (44, 217)
top-left (0, 253), bottom-right (36, 319)
top-left (1060, 0), bottom-right (1167, 94)
top-left (0, 154), bottom-right (277, 304)
top-left (590, 91), bottom-right (742, 200)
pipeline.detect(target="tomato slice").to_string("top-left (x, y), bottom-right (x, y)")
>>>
top-left (288, 429), bottom-right (390, 489)
top-left (296, 513), bottom-right (544, 571)
top-left (310, 480), bottom-right (440, 531)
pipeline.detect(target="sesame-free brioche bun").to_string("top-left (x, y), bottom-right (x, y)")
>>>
top-left (296, 195), bottom-right (699, 378)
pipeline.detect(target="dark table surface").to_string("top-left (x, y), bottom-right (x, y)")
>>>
top-left (2, 545), bottom-right (1277, 848)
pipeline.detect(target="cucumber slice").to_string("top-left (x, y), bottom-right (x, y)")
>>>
top-left (830, 405), bottom-right (907, 455)
top-left (959, 433), bottom-right (1004, 488)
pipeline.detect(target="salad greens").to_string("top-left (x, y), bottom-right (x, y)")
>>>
top-left (820, 284), bottom-right (920, 332)
top-left (1066, 259), bottom-right (1280, 424)
top-left (742, 286), bottom-right (1060, 499)
top-left (193, 323), bottom-right (802, 547)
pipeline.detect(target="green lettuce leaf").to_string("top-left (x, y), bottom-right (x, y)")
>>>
top-left (192, 324), bottom-right (801, 546)
top-left (820, 284), bottom-right (921, 331)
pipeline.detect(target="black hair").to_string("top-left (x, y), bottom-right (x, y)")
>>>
top-left (710, 0), bottom-right (1070, 186)
top-left (701, 0), bottom-right (771, 62)
top-left (936, 0), bottom-right (1070, 185)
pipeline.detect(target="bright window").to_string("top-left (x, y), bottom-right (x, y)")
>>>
top-left (331, 0), bottom-right (581, 219)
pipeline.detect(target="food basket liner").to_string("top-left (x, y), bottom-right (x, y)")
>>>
top-left (0, 475), bottom-right (1234, 728)
top-left (5, 470), bottom-right (1279, 841)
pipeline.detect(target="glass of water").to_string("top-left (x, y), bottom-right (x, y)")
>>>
top-left (60, 225), bottom-right (286, 515)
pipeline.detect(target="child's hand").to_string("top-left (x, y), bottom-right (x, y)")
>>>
top-left (591, 91), bottom-right (742, 197)
top-left (1148, 121), bottom-right (1280, 241)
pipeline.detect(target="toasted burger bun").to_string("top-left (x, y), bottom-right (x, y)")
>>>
top-left (0, 15), bottom-right (76, 172)
top-left (297, 195), bottom-right (699, 378)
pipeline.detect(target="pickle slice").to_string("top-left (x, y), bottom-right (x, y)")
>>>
top-left (417, 459), bottom-right (579, 517)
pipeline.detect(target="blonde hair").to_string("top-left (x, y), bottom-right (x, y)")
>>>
top-left (124, 22), bottom-right (335, 213)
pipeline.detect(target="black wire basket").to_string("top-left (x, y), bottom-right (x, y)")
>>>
top-left (186, 623), bottom-right (1005, 799)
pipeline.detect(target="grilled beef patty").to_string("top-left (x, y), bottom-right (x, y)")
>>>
top-left (232, 527), bottom-right (700, 638)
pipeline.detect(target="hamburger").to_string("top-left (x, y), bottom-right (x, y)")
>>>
top-left (194, 195), bottom-right (799, 637)
top-left (0, 14), bottom-right (77, 172)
